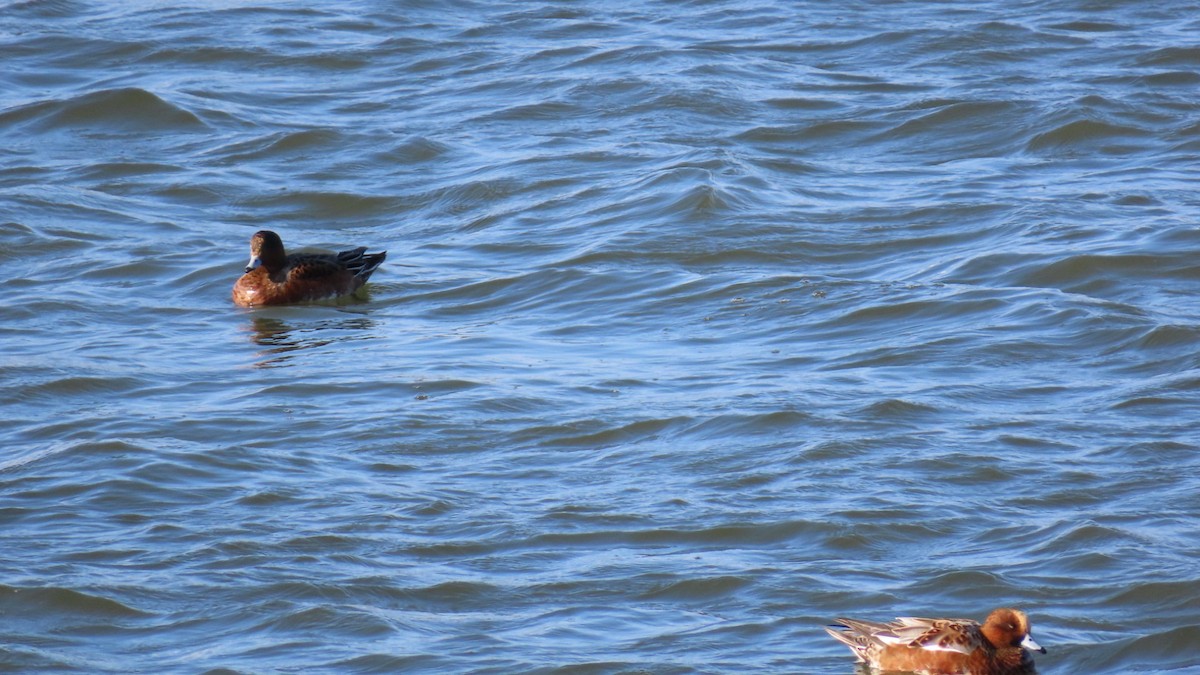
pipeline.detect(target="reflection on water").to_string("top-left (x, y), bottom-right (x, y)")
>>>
top-left (3, 1), bottom-right (1198, 673)
top-left (247, 312), bottom-right (380, 368)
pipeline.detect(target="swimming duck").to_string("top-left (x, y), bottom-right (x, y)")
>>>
top-left (825, 607), bottom-right (1045, 674)
top-left (232, 230), bottom-right (386, 307)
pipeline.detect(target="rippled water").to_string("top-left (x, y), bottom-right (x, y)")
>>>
top-left (2, 1), bottom-right (1199, 673)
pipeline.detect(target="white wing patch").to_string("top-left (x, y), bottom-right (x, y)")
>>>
top-left (888, 617), bottom-right (980, 655)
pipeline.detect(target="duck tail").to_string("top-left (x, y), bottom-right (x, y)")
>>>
top-left (338, 247), bottom-right (386, 280)
top-left (825, 623), bottom-right (870, 662)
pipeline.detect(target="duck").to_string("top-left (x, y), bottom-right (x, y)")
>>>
top-left (825, 607), bottom-right (1046, 674)
top-left (232, 230), bottom-right (386, 307)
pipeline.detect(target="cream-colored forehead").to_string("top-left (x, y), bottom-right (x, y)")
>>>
top-left (990, 608), bottom-right (1029, 630)
top-left (1011, 610), bottom-right (1029, 630)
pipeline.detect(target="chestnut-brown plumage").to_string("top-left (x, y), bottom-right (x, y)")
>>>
top-left (232, 230), bottom-right (386, 307)
top-left (825, 607), bottom-right (1046, 674)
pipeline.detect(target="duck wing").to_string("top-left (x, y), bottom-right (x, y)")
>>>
top-left (889, 616), bottom-right (982, 655)
top-left (285, 253), bottom-right (348, 281)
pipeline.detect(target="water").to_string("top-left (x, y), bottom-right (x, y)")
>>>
top-left (2, 1), bottom-right (1198, 672)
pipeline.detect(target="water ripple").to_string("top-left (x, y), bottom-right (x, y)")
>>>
top-left (1, 1), bottom-right (1198, 673)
